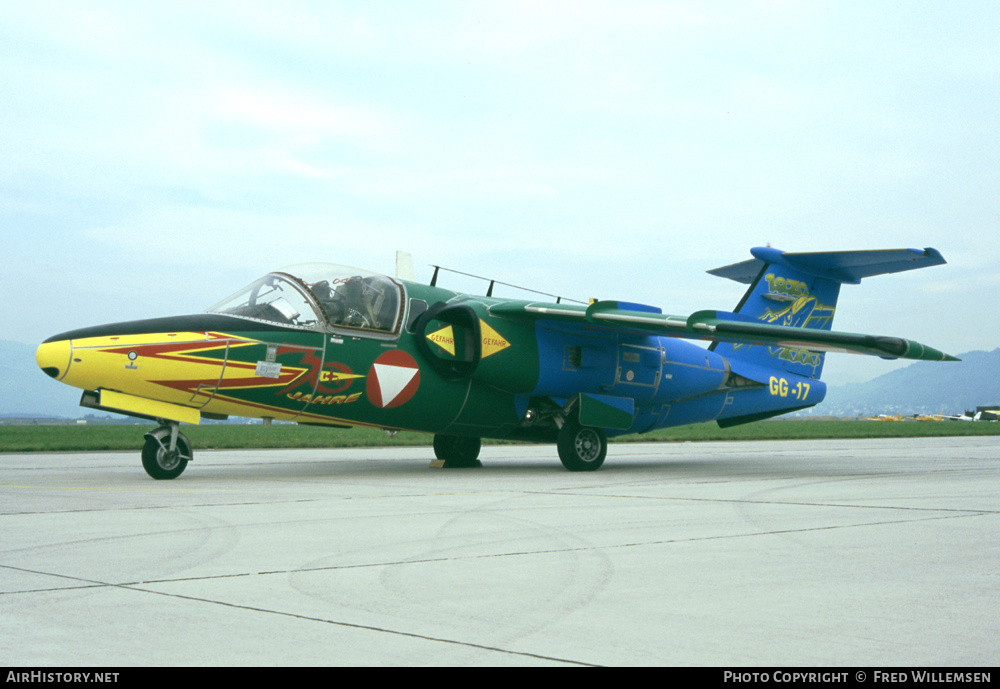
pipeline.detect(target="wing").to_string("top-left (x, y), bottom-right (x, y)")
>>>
top-left (488, 300), bottom-right (959, 362)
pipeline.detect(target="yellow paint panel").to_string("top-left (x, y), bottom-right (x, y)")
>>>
top-left (72, 332), bottom-right (227, 348)
top-left (64, 341), bottom-right (227, 406)
top-left (100, 389), bottom-right (201, 425)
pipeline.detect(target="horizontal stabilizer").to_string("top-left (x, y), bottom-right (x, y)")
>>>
top-left (709, 247), bottom-right (946, 285)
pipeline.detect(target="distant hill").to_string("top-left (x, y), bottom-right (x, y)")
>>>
top-left (818, 348), bottom-right (1000, 417)
top-left (2, 338), bottom-right (998, 420)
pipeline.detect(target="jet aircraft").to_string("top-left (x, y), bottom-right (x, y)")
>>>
top-left (36, 247), bottom-right (957, 479)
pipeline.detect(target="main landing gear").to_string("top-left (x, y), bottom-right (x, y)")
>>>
top-left (432, 421), bottom-right (608, 472)
top-left (556, 419), bottom-right (607, 472)
top-left (141, 422), bottom-right (192, 480)
top-left (432, 434), bottom-right (483, 468)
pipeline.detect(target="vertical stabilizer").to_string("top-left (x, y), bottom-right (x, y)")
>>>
top-left (707, 247), bottom-right (946, 380)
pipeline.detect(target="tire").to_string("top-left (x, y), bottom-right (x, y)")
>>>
top-left (141, 428), bottom-right (191, 480)
top-left (433, 434), bottom-right (482, 467)
top-left (557, 421), bottom-right (607, 471)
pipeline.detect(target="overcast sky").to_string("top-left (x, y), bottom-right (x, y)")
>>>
top-left (3, 1), bottom-right (997, 386)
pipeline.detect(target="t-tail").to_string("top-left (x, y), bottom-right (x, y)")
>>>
top-left (707, 246), bottom-right (949, 382)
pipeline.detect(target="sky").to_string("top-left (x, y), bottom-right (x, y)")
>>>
top-left (3, 0), bottom-right (998, 387)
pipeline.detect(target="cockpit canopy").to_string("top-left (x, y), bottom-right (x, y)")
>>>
top-left (207, 264), bottom-right (404, 335)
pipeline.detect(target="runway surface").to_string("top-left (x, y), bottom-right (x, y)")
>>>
top-left (2, 436), bottom-right (997, 667)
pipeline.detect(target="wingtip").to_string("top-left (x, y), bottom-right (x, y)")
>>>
top-left (921, 247), bottom-right (946, 264)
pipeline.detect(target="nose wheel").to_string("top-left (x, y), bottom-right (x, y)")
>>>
top-left (142, 425), bottom-right (192, 480)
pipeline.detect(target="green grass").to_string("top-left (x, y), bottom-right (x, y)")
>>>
top-left (2, 419), bottom-right (998, 453)
top-left (0, 424), bottom-right (430, 453)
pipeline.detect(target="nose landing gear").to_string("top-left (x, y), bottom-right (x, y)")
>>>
top-left (142, 423), bottom-right (192, 480)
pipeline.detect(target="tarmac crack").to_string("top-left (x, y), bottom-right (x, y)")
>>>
top-left (528, 490), bottom-right (1000, 514)
top-left (2, 509), bottom-right (988, 593)
top-left (132, 586), bottom-right (601, 666)
top-left (0, 563), bottom-right (596, 666)
top-left (2, 509), bottom-right (990, 664)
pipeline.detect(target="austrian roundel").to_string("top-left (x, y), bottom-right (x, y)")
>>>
top-left (366, 350), bottom-right (421, 409)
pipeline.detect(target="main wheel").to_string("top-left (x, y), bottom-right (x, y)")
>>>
top-left (433, 434), bottom-right (482, 467)
top-left (142, 428), bottom-right (192, 480)
top-left (557, 420), bottom-right (607, 471)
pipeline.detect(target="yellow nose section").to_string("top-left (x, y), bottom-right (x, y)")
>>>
top-left (36, 339), bottom-right (72, 381)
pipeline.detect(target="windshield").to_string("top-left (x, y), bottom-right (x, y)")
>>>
top-left (207, 264), bottom-right (404, 335)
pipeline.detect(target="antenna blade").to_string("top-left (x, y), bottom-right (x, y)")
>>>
top-left (396, 251), bottom-right (415, 281)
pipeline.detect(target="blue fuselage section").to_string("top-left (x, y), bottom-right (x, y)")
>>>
top-left (524, 321), bottom-right (826, 435)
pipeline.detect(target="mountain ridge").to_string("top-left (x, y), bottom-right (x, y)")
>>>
top-left (817, 348), bottom-right (1000, 417)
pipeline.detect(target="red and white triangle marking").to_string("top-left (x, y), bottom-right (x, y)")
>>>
top-left (366, 350), bottom-right (420, 408)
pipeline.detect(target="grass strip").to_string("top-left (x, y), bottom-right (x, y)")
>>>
top-left (2, 420), bottom-right (998, 453)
